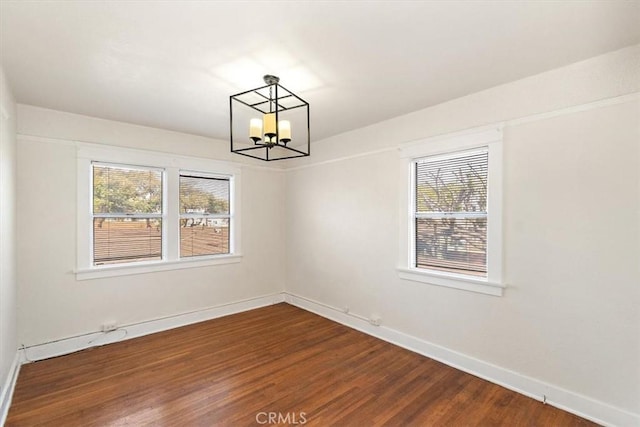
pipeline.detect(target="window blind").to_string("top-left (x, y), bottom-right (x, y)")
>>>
top-left (92, 164), bottom-right (163, 265)
top-left (414, 149), bottom-right (488, 276)
top-left (179, 174), bottom-right (230, 257)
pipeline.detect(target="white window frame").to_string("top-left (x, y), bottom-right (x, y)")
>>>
top-left (178, 170), bottom-right (234, 258)
top-left (398, 126), bottom-right (505, 296)
top-left (76, 143), bottom-right (242, 280)
top-left (91, 162), bottom-right (166, 265)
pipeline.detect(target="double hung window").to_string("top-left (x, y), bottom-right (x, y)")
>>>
top-left (92, 163), bottom-right (163, 265)
top-left (414, 149), bottom-right (488, 276)
top-left (179, 174), bottom-right (231, 257)
top-left (398, 127), bottom-right (504, 296)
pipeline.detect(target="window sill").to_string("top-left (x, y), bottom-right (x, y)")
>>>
top-left (397, 267), bottom-right (505, 296)
top-left (75, 254), bottom-right (243, 281)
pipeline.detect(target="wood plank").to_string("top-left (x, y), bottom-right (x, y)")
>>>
top-left (6, 304), bottom-right (596, 426)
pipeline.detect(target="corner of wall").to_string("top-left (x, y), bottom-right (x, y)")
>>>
top-left (0, 64), bottom-right (19, 423)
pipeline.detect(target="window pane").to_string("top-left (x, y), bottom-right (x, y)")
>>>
top-left (93, 218), bottom-right (162, 265)
top-left (180, 175), bottom-right (229, 215)
top-left (416, 217), bottom-right (487, 276)
top-left (93, 164), bottom-right (162, 214)
top-left (416, 150), bottom-right (487, 213)
top-left (180, 218), bottom-right (230, 257)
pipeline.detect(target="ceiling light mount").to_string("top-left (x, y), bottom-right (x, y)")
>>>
top-left (230, 75), bottom-right (310, 161)
top-left (262, 74), bottom-right (280, 85)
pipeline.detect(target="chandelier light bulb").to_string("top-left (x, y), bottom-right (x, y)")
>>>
top-left (279, 120), bottom-right (291, 144)
top-left (249, 118), bottom-right (262, 143)
top-left (263, 113), bottom-right (277, 140)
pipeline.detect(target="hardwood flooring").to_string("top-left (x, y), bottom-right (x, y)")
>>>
top-left (7, 303), bottom-right (596, 426)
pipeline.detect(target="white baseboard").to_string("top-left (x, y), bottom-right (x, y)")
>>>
top-left (0, 351), bottom-right (22, 426)
top-left (284, 292), bottom-right (639, 427)
top-left (21, 293), bottom-right (285, 363)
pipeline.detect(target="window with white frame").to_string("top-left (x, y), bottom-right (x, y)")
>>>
top-left (76, 144), bottom-right (242, 280)
top-left (179, 173), bottom-right (231, 257)
top-left (92, 163), bottom-right (164, 265)
top-left (414, 149), bottom-right (488, 276)
top-left (398, 127), bottom-right (504, 296)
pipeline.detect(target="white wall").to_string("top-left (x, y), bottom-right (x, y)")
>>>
top-left (0, 67), bottom-right (18, 397)
top-left (285, 44), bottom-right (640, 418)
top-left (16, 106), bottom-right (286, 345)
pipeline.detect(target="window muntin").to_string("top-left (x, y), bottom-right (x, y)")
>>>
top-left (179, 174), bottom-right (231, 257)
top-left (413, 149), bottom-right (488, 277)
top-left (92, 163), bottom-right (164, 265)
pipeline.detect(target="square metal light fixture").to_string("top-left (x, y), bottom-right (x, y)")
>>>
top-left (230, 75), bottom-right (310, 161)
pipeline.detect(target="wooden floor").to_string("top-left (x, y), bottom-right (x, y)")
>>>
top-left (7, 304), bottom-right (595, 426)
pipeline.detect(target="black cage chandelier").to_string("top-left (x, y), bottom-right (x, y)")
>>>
top-left (230, 75), bottom-right (310, 161)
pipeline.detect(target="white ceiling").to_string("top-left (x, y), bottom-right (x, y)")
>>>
top-left (1, 1), bottom-right (639, 142)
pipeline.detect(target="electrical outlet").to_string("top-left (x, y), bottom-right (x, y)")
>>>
top-left (369, 315), bottom-right (381, 326)
top-left (101, 322), bottom-right (117, 332)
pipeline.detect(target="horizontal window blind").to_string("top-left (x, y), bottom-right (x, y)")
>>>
top-left (93, 164), bottom-right (162, 214)
top-left (414, 149), bottom-right (488, 276)
top-left (179, 174), bottom-right (231, 257)
top-left (179, 175), bottom-right (229, 215)
top-left (416, 217), bottom-right (487, 276)
top-left (415, 150), bottom-right (487, 213)
top-left (92, 163), bottom-right (163, 265)
top-left (93, 218), bottom-right (162, 264)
